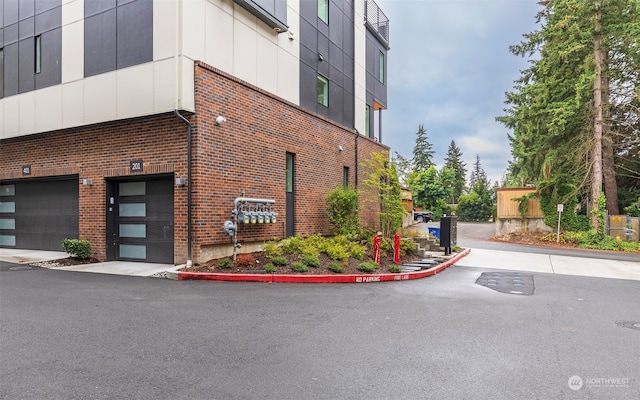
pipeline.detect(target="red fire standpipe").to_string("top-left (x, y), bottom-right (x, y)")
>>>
top-left (373, 233), bottom-right (381, 264)
top-left (394, 233), bottom-right (400, 264)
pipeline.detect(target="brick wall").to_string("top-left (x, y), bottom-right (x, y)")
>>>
top-left (0, 114), bottom-right (189, 263)
top-left (191, 62), bottom-right (388, 262)
top-left (0, 63), bottom-right (389, 265)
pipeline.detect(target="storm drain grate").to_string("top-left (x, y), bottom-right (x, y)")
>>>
top-left (615, 321), bottom-right (640, 331)
top-left (476, 272), bottom-right (535, 295)
top-left (9, 266), bottom-right (32, 271)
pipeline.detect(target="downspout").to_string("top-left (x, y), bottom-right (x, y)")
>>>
top-left (174, 110), bottom-right (193, 267)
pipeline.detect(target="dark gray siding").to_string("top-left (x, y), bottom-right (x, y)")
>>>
top-left (299, 0), bottom-right (355, 128)
top-left (84, 0), bottom-right (152, 78)
top-left (1, 0), bottom-right (62, 98)
top-left (365, 29), bottom-right (387, 108)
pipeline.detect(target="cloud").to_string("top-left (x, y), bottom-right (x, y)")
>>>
top-left (377, 0), bottom-right (540, 184)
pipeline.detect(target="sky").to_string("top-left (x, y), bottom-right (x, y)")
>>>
top-left (376, 0), bottom-right (542, 184)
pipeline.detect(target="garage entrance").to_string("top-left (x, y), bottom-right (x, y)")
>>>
top-left (106, 176), bottom-right (174, 263)
top-left (0, 177), bottom-right (79, 250)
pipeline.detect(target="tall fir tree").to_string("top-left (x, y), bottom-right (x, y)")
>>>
top-left (412, 124), bottom-right (435, 172)
top-left (443, 140), bottom-right (467, 203)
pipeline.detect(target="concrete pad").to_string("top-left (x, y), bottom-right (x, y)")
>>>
top-left (0, 248), bottom-right (68, 264)
top-left (54, 261), bottom-right (174, 277)
top-left (455, 248), bottom-right (554, 274)
top-left (549, 255), bottom-right (640, 281)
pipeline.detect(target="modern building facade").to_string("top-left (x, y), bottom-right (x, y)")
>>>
top-left (0, 0), bottom-right (390, 265)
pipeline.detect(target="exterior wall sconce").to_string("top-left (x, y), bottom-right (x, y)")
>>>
top-left (82, 178), bottom-right (93, 185)
top-left (338, 145), bottom-right (344, 152)
top-left (215, 116), bottom-right (227, 126)
top-left (175, 177), bottom-right (186, 186)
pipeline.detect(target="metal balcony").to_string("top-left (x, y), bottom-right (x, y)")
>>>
top-left (365, 0), bottom-right (390, 48)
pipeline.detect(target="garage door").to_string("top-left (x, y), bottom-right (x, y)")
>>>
top-left (0, 178), bottom-right (79, 250)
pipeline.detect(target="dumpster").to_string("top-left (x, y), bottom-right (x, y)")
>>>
top-left (428, 227), bottom-right (440, 239)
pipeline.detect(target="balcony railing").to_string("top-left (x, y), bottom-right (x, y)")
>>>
top-left (365, 0), bottom-right (390, 47)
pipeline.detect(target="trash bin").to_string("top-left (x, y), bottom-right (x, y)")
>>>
top-left (428, 227), bottom-right (440, 239)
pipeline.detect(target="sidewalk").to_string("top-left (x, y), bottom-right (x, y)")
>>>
top-left (0, 248), bottom-right (174, 277)
top-left (455, 248), bottom-right (640, 281)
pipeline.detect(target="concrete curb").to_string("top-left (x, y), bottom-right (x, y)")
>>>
top-left (169, 248), bottom-right (471, 283)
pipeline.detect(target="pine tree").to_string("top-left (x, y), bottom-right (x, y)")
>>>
top-left (443, 140), bottom-right (467, 203)
top-left (412, 124), bottom-right (434, 172)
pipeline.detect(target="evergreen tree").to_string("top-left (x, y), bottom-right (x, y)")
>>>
top-left (443, 140), bottom-right (467, 203)
top-left (412, 124), bottom-right (435, 172)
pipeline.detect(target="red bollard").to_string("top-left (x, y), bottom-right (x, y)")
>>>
top-left (373, 233), bottom-right (381, 264)
top-left (394, 233), bottom-right (400, 264)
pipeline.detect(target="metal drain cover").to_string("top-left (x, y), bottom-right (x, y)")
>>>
top-left (9, 266), bottom-right (32, 271)
top-left (616, 321), bottom-right (640, 331)
top-left (476, 272), bottom-right (535, 295)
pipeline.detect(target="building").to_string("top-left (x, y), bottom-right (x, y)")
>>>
top-left (0, 0), bottom-right (390, 265)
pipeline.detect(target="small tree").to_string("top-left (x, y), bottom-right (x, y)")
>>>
top-left (326, 186), bottom-right (361, 236)
top-left (361, 151), bottom-right (405, 237)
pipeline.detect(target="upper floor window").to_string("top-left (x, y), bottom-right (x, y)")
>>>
top-left (35, 36), bottom-right (42, 74)
top-left (365, 104), bottom-right (371, 137)
top-left (343, 167), bottom-right (350, 188)
top-left (317, 74), bottom-right (329, 107)
top-left (318, 0), bottom-right (329, 24)
top-left (379, 51), bottom-right (384, 83)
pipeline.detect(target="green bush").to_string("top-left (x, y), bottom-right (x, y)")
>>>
top-left (291, 261), bottom-right (308, 273)
top-left (388, 265), bottom-right (402, 273)
top-left (327, 261), bottom-right (345, 273)
top-left (348, 242), bottom-right (366, 260)
top-left (399, 239), bottom-right (417, 255)
top-left (301, 254), bottom-right (321, 268)
top-left (269, 255), bottom-right (288, 266)
top-left (217, 258), bottom-right (234, 269)
top-left (263, 239), bottom-right (283, 258)
top-left (326, 186), bottom-right (361, 236)
top-left (325, 243), bottom-right (350, 261)
top-left (61, 238), bottom-right (92, 259)
top-left (264, 263), bottom-right (277, 273)
top-left (281, 236), bottom-right (305, 254)
top-left (357, 260), bottom-right (378, 273)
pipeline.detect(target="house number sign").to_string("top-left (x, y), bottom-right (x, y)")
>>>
top-left (130, 160), bottom-right (143, 173)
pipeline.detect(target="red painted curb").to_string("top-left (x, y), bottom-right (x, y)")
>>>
top-left (176, 248), bottom-right (471, 283)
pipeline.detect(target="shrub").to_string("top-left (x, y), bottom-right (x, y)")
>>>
top-left (264, 263), bottom-right (277, 273)
top-left (399, 239), bottom-right (417, 255)
top-left (281, 236), bottom-right (305, 254)
top-left (388, 265), bottom-right (402, 273)
top-left (291, 261), bottom-right (308, 273)
top-left (301, 254), bottom-right (320, 268)
top-left (217, 258), bottom-right (234, 269)
top-left (348, 242), bottom-right (366, 260)
top-left (326, 186), bottom-right (361, 236)
top-left (324, 243), bottom-right (349, 261)
top-left (61, 239), bottom-right (92, 259)
top-left (357, 260), bottom-right (378, 273)
top-left (262, 239), bottom-right (283, 258)
top-left (235, 254), bottom-right (255, 268)
top-left (269, 255), bottom-right (288, 266)
top-left (327, 262), bottom-right (345, 273)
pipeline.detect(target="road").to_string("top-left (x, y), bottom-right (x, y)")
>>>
top-left (1, 226), bottom-right (639, 399)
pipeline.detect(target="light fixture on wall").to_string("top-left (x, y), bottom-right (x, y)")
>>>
top-left (318, 53), bottom-right (324, 61)
top-left (338, 145), bottom-right (344, 152)
top-left (215, 116), bottom-right (227, 126)
top-left (82, 178), bottom-right (93, 186)
top-left (175, 177), bottom-right (186, 187)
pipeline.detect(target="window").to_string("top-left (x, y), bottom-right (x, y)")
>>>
top-left (286, 153), bottom-right (294, 193)
top-left (318, 0), bottom-right (328, 24)
top-left (343, 167), bottom-right (350, 188)
top-left (317, 74), bottom-right (328, 107)
top-left (34, 36), bottom-right (42, 74)
top-left (379, 51), bottom-right (384, 83)
top-left (0, 48), bottom-right (3, 98)
top-left (365, 104), bottom-right (371, 138)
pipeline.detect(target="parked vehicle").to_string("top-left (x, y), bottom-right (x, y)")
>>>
top-left (413, 210), bottom-right (434, 223)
